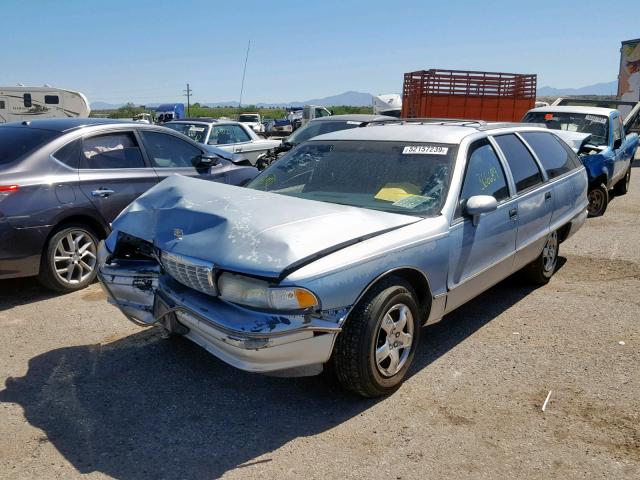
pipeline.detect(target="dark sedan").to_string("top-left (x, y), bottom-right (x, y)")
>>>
top-left (0, 118), bottom-right (258, 292)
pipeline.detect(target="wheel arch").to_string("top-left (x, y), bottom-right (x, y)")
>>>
top-left (347, 267), bottom-right (433, 323)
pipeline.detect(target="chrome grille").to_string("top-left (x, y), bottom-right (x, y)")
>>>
top-left (161, 251), bottom-right (217, 296)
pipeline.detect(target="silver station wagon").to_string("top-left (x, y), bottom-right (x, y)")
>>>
top-left (98, 120), bottom-right (588, 397)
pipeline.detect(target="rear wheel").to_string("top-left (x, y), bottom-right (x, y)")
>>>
top-left (522, 230), bottom-right (558, 285)
top-left (613, 167), bottom-right (631, 196)
top-left (37, 225), bottom-right (99, 292)
top-left (333, 277), bottom-right (421, 397)
top-left (587, 184), bottom-right (609, 217)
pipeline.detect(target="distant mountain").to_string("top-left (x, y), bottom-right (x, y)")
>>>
top-left (90, 101), bottom-right (124, 110)
top-left (91, 91), bottom-right (377, 110)
top-left (537, 80), bottom-right (618, 97)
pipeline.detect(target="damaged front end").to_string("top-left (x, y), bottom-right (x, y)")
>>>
top-left (97, 232), bottom-right (346, 376)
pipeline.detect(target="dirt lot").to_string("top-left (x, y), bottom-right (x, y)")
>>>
top-left (1, 166), bottom-right (639, 480)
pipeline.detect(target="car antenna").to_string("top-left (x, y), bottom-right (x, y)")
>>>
top-left (238, 40), bottom-right (251, 119)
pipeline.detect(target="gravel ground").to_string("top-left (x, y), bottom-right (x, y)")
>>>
top-left (1, 166), bottom-right (639, 480)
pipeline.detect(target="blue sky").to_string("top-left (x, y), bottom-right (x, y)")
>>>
top-left (3, 0), bottom-right (638, 104)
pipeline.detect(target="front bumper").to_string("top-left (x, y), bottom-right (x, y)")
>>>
top-left (98, 243), bottom-right (343, 374)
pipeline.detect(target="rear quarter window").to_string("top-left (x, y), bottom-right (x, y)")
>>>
top-left (519, 131), bottom-right (580, 178)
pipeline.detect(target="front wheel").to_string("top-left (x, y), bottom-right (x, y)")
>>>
top-left (613, 167), bottom-right (631, 196)
top-left (333, 277), bottom-right (421, 397)
top-left (587, 184), bottom-right (609, 217)
top-left (37, 225), bottom-right (99, 292)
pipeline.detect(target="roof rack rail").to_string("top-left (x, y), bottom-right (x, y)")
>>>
top-left (367, 117), bottom-right (489, 128)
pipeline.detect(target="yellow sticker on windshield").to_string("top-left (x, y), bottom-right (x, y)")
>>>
top-left (374, 183), bottom-right (421, 202)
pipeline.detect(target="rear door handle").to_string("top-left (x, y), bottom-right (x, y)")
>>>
top-left (91, 188), bottom-right (115, 198)
top-left (509, 208), bottom-right (518, 220)
top-left (545, 191), bottom-right (552, 201)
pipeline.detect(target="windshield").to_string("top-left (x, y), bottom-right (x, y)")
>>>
top-left (164, 123), bottom-right (209, 143)
top-left (0, 127), bottom-right (60, 165)
top-left (238, 114), bottom-right (259, 122)
top-left (287, 120), bottom-right (361, 146)
top-left (248, 140), bottom-right (456, 217)
top-left (522, 111), bottom-right (610, 147)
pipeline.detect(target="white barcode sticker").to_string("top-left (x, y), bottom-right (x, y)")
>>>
top-left (402, 145), bottom-right (448, 155)
top-left (585, 115), bottom-right (607, 124)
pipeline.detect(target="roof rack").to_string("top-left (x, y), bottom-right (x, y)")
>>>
top-left (367, 117), bottom-right (491, 128)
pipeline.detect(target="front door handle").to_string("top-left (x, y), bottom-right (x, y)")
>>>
top-left (91, 188), bottom-right (115, 198)
top-left (509, 208), bottom-right (518, 220)
top-left (545, 191), bottom-right (552, 201)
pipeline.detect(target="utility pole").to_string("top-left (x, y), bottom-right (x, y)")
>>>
top-left (238, 40), bottom-right (251, 116)
top-left (183, 83), bottom-right (192, 116)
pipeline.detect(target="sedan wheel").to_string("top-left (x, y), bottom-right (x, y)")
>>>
top-left (333, 277), bottom-right (421, 397)
top-left (38, 225), bottom-right (100, 292)
top-left (53, 230), bottom-right (97, 285)
top-left (375, 304), bottom-right (414, 377)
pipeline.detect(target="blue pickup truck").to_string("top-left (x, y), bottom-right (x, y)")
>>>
top-left (523, 106), bottom-right (638, 216)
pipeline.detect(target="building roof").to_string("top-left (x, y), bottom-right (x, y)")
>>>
top-left (0, 118), bottom-right (135, 132)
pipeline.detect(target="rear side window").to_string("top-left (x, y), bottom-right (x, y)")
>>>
top-left (457, 140), bottom-right (509, 217)
top-left (81, 132), bottom-right (145, 169)
top-left (23, 93), bottom-right (32, 107)
top-left (494, 134), bottom-right (543, 192)
top-left (519, 132), bottom-right (579, 179)
top-left (0, 100), bottom-right (5, 109)
top-left (52, 139), bottom-right (81, 168)
top-left (208, 125), bottom-right (250, 145)
top-left (44, 95), bottom-right (59, 105)
top-left (0, 126), bottom-right (59, 165)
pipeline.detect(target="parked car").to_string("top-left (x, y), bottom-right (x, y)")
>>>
top-left (237, 113), bottom-right (265, 134)
top-left (99, 121), bottom-right (588, 396)
top-left (0, 118), bottom-right (258, 291)
top-left (522, 106), bottom-right (638, 216)
top-left (271, 119), bottom-right (293, 135)
top-left (276, 114), bottom-right (398, 156)
top-left (164, 119), bottom-right (280, 166)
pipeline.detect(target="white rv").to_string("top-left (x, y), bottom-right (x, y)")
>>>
top-left (0, 86), bottom-right (90, 123)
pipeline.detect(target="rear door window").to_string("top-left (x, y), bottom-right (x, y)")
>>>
top-left (208, 125), bottom-right (250, 145)
top-left (519, 131), bottom-right (579, 179)
top-left (494, 134), bottom-right (543, 192)
top-left (81, 132), bottom-right (146, 169)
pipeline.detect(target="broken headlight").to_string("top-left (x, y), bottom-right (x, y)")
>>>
top-left (218, 272), bottom-right (318, 311)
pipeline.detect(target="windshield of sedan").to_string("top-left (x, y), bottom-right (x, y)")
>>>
top-left (164, 123), bottom-right (209, 143)
top-left (522, 111), bottom-right (610, 146)
top-left (248, 140), bottom-right (457, 217)
top-left (286, 120), bottom-right (361, 146)
top-left (238, 114), bottom-right (259, 122)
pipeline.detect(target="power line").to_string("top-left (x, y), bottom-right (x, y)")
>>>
top-left (238, 40), bottom-right (251, 113)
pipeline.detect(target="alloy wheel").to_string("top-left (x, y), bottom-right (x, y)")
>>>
top-left (53, 230), bottom-right (97, 285)
top-left (542, 231), bottom-right (558, 272)
top-left (375, 303), bottom-right (414, 377)
top-left (587, 189), bottom-right (605, 216)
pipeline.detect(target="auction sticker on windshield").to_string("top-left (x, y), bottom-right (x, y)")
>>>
top-left (402, 145), bottom-right (448, 155)
top-left (585, 115), bottom-right (607, 124)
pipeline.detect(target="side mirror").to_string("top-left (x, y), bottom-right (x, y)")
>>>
top-left (195, 154), bottom-right (220, 168)
top-left (613, 138), bottom-right (622, 150)
top-left (465, 195), bottom-right (498, 227)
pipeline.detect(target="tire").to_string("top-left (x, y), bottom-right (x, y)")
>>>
top-left (587, 184), bottom-right (609, 217)
top-left (37, 224), bottom-right (100, 293)
top-left (613, 167), bottom-right (631, 196)
top-left (333, 277), bottom-right (422, 397)
top-left (522, 230), bottom-right (559, 285)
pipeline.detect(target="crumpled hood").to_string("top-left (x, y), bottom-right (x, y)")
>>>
top-left (112, 175), bottom-right (419, 278)
top-left (551, 130), bottom-right (592, 153)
